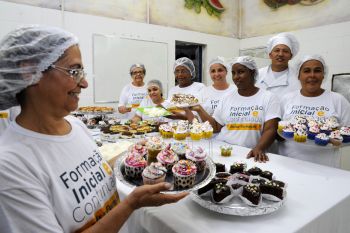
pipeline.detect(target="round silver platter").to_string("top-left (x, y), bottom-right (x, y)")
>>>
top-left (114, 151), bottom-right (216, 194)
top-left (190, 192), bottom-right (286, 216)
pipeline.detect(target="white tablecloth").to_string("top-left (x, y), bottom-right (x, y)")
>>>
top-left (116, 139), bottom-right (350, 233)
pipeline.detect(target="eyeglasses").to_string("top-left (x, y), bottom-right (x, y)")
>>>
top-left (131, 71), bottom-right (144, 76)
top-left (50, 65), bottom-right (86, 83)
top-left (174, 69), bottom-right (190, 75)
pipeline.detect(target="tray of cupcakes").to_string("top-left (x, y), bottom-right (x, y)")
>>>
top-left (114, 137), bottom-right (216, 193)
top-left (190, 162), bottom-right (286, 216)
top-left (278, 115), bottom-right (350, 147)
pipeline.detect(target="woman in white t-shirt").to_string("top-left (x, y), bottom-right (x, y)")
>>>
top-left (0, 25), bottom-right (187, 233)
top-left (189, 56), bottom-right (281, 163)
top-left (199, 56), bottom-right (236, 115)
top-left (167, 57), bottom-right (205, 99)
top-left (118, 63), bottom-right (148, 119)
top-left (132, 79), bottom-right (171, 123)
top-left (279, 55), bottom-right (350, 167)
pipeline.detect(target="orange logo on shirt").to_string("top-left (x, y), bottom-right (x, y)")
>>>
top-left (317, 111), bottom-right (325, 117)
top-left (252, 111), bottom-right (259, 117)
top-left (102, 162), bottom-right (113, 176)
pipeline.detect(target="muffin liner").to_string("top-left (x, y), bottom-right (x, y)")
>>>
top-left (239, 193), bottom-right (262, 207)
top-left (190, 133), bottom-right (202, 141)
top-left (342, 135), bottom-right (350, 143)
top-left (261, 189), bottom-right (287, 202)
top-left (282, 130), bottom-right (294, 138)
top-left (173, 173), bottom-right (196, 189)
top-left (314, 137), bottom-right (329, 146)
top-left (173, 133), bottom-right (187, 140)
top-left (124, 163), bottom-right (145, 179)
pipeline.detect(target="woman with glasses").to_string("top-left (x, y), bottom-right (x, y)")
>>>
top-left (131, 79), bottom-right (171, 123)
top-left (168, 57), bottom-right (205, 99)
top-left (0, 25), bottom-right (187, 233)
top-left (188, 56), bottom-right (281, 162)
top-left (198, 56), bottom-right (236, 116)
top-left (118, 63), bottom-right (148, 119)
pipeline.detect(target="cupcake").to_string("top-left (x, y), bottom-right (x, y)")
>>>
top-left (185, 146), bottom-right (207, 172)
top-left (278, 121), bottom-right (290, 133)
top-left (325, 116), bottom-right (340, 130)
top-left (340, 126), bottom-right (350, 143)
top-left (124, 153), bottom-right (147, 179)
top-left (307, 125), bottom-right (320, 140)
top-left (294, 129), bottom-right (307, 143)
top-left (146, 137), bottom-right (165, 165)
top-left (190, 120), bottom-right (203, 140)
top-left (202, 121), bottom-right (214, 139)
top-left (315, 133), bottom-right (329, 146)
top-left (320, 124), bottom-right (332, 135)
top-left (329, 130), bottom-right (343, 146)
top-left (170, 142), bottom-right (188, 160)
top-left (142, 162), bottom-right (167, 185)
top-left (282, 126), bottom-right (294, 138)
top-left (292, 115), bottom-right (307, 125)
top-left (159, 124), bottom-right (173, 139)
top-left (220, 145), bottom-right (233, 157)
top-left (173, 124), bottom-right (188, 140)
top-left (129, 144), bottom-right (147, 157)
top-left (157, 144), bottom-right (179, 172)
top-left (172, 160), bottom-right (197, 189)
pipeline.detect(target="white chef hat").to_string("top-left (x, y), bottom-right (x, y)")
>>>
top-left (267, 32), bottom-right (299, 58)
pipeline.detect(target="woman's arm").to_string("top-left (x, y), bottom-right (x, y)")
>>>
top-left (190, 105), bottom-right (223, 133)
top-left (246, 118), bottom-right (279, 162)
top-left (83, 183), bottom-right (188, 233)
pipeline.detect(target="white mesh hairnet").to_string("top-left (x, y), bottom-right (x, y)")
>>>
top-left (173, 57), bottom-right (196, 78)
top-left (147, 79), bottom-right (163, 94)
top-left (129, 63), bottom-right (146, 75)
top-left (297, 55), bottom-right (328, 78)
top-left (267, 32), bottom-right (299, 58)
top-left (208, 56), bottom-right (228, 72)
top-left (228, 56), bottom-right (259, 80)
top-left (0, 25), bottom-right (78, 110)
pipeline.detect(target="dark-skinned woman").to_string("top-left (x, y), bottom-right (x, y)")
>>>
top-left (279, 55), bottom-right (350, 167)
top-left (188, 56), bottom-right (281, 163)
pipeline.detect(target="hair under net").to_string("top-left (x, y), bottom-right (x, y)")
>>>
top-left (228, 56), bottom-right (259, 80)
top-left (130, 63), bottom-right (146, 75)
top-left (173, 57), bottom-right (196, 78)
top-left (0, 25), bottom-right (78, 110)
top-left (297, 55), bottom-right (328, 78)
top-left (208, 56), bottom-right (228, 72)
top-left (267, 32), bottom-right (299, 58)
top-left (147, 79), bottom-right (163, 94)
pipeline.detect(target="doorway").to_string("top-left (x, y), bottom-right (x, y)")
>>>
top-left (175, 41), bottom-right (204, 84)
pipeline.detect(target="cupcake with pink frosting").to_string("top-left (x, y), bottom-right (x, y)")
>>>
top-left (329, 130), bottom-right (343, 146)
top-left (124, 153), bottom-right (147, 178)
top-left (185, 146), bottom-right (208, 172)
top-left (307, 125), bottom-right (320, 140)
top-left (129, 143), bottom-right (147, 157)
top-left (172, 160), bottom-right (197, 189)
top-left (157, 144), bottom-right (179, 172)
top-left (142, 162), bottom-right (167, 185)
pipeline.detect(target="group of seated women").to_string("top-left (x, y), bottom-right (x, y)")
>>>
top-left (118, 33), bottom-right (350, 168)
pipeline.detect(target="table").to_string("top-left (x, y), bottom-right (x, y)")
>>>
top-left (116, 139), bottom-right (350, 233)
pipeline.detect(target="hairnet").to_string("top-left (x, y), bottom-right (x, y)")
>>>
top-left (228, 56), bottom-right (259, 80)
top-left (0, 25), bottom-right (78, 110)
top-left (129, 63), bottom-right (146, 75)
top-left (173, 57), bottom-right (196, 78)
top-left (296, 55), bottom-right (328, 78)
top-left (208, 56), bottom-right (228, 72)
top-left (267, 32), bottom-right (299, 58)
top-left (147, 79), bottom-right (163, 94)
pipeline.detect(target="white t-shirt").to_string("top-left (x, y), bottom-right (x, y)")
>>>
top-left (0, 106), bottom-right (20, 136)
top-left (0, 116), bottom-right (119, 233)
top-left (199, 84), bottom-right (236, 115)
top-left (213, 89), bottom-right (281, 148)
top-left (135, 96), bottom-right (171, 122)
top-left (279, 90), bottom-right (350, 167)
top-left (256, 65), bottom-right (300, 96)
top-left (167, 82), bottom-right (205, 99)
top-left (118, 83), bottom-right (148, 119)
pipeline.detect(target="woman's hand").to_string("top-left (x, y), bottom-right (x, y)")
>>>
top-left (124, 182), bottom-right (188, 210)
top-left (118, 106), bottom-right (131, 114)
top-left (246, 147), bottom-right (269, 163)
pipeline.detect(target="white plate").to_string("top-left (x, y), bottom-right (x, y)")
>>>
top-left (299, 0), bottom-right (325, 6)
top-left (190, 191), bottom-right (285, 216)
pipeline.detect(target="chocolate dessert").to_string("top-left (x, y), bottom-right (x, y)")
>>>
top-left (260, 181), bottom-right (284, 200)
top-left (247, 166), bottom-right (262, 176)
top-left (213, 183), bottom-right (231, 202)
top-left (242, 184), bottom-right (261, 205)
top-left (215, 163), bottom-right (226, 173)
top-left (260, 170), bottom-right (273, 180)
top-left (229, 162), bottom-right (245, 174)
